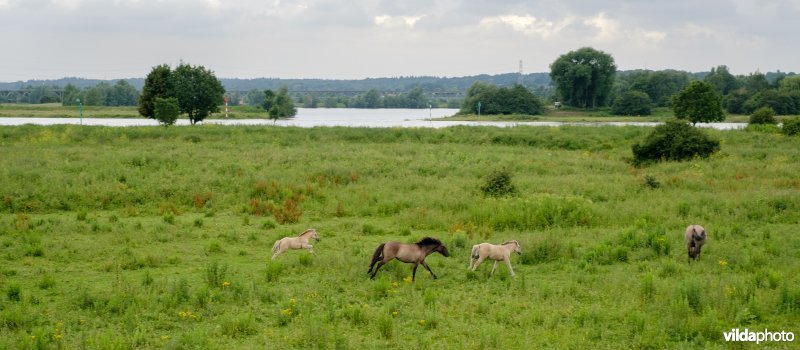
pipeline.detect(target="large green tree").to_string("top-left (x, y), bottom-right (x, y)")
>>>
top-left (549, 47), bottom-right (617, 108)
top-left (138, 64), bottom-right (174, 118)
top-left (172, 63), bottom-right (225, 124)
top-left (672, 81), bottom-right (725, 124)
top-left (138, 63), bottom-right (224, 124)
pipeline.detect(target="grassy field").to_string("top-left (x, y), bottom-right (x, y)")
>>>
top-left (0, 124), bottom-right (799, 349)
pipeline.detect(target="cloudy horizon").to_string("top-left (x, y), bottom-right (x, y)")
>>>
top-left (1, 0), bottom-right (798, 82)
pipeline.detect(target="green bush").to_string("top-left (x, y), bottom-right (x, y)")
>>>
top-left (480, 170), bottom-right (516, 197)
top-left (154, 97), bottom-right (180, 126)
top-left (782, 117), bottom-right (800, 136)
top-left (749, 106), bottom-right (776, 125)
top-left (631, 120), bottom-right (720, 165)
top-left (612, 91), bottom-right (651, 116)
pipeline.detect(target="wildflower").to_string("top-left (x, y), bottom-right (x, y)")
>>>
top-left (391, 282), bottom-right (400, 288)
top-left (289, 298), bottom-right (297, 305)
top-left (161, 335), bottom-right (170, 341)
top-left (718, 259), bottom-right (728, 267)
top-left (403, 276), bottom-right (412, 284)
top-left (281, 308), bottom-right (293, 317)
top-left (392, 311), bottom-right (398, 317)
top-left (222, 281), bottom-right (231, 288)
top-left (419, 319), bottom-right (427, 326)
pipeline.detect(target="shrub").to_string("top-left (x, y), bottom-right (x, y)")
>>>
top-left (782, 117), bottom-right (800, 136)
top-left (154, 97), bottom-right (180, 126)
top-left (749, 106), bottom-right (776, 125)
top-left (631, 120), bottom-right (720, 165)
top-left (480, 170), bottom-right (516, 197)
top-left (612, 90), bottom-right (651, 116)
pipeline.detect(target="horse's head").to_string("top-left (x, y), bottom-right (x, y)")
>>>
top-left (435, 244), bottom-right (450, 257)
top-left (301, 229), bottom-right (320, 241)
top-left (513, 241), bottom-right (522, 255)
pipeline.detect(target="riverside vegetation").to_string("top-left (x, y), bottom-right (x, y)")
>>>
top-left (0, 124), bottom-right (799, 349)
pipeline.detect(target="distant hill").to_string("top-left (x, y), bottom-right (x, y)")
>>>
top-left (0, 73), bottom-right (554, 93)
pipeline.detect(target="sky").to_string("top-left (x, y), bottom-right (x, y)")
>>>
top-left (0, 0), bottom-right (798, 81)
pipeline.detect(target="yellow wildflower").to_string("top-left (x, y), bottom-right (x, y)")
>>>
top-left (419, 319), bottom-right (427, 326)
top-left (222, 281), bottom-right (231, 288)
top-left (718, 260), bottom-right (728, 267)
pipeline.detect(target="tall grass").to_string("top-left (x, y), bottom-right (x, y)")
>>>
top-left (0, 124), bottom-right (798, 348)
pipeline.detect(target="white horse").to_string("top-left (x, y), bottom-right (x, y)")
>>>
top-left (469, 240), bottom-right (522, 276)
top-left (271, 229), bottom-right (320, 260)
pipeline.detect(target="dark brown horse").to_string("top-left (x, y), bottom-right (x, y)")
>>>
top-left (367, 237), bottom-right (450, 282)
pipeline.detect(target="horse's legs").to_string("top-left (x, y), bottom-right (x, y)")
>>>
top-left (370, 261), bottom-right (386, 279)
top-left (304, 244), bottom-right (316, 256)
top-left (504, 256), bottom-right (515, 276)
top-left (421, 260), bottom-right (437, 279)
top-left (491, 260), bottom-right (499, 275)
top-left (411, 263), bottom-right (419, 282)
top-left (271, 250), bottom-right (282, 260)
top-left (471, 256), bottom-right (486, 271)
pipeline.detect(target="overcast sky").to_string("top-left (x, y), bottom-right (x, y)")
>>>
top-left (1, 0), bottom-right (798, 81)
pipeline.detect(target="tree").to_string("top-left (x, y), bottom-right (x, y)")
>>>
top-left (672, 81), bottom-right (725, 124)
top-left (458, 82), bottom-right (544, 115)
top-left (612, 91), bottom-right (651, 116)
top-left (704, 65), bottom-right (739, 95)
top-left (549, 47), bottom-right (617, 108)
top-left (262, 90), bottom-right (276, 111)
top-left (106, 80), bottom-right (139, 106)
top-left (262, 86), bottom-right (297, 123)
top-left (138, 64), bottom-right (174, 118)
top-left (364, 89), bottom-right (381, 108)
top-left (172, 63), bottom-right (225, 124)
top-left (61, 84), bottom-right (80, 106)
top-left (154, 97), bottom-right (180, 126)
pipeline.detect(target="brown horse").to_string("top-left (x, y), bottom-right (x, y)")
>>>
top-left (684, 224), bottom-right (707, 261)
top-left (367, 237), bottom-right (450, 282)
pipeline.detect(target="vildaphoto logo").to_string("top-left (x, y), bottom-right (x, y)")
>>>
top-left (723, 328), bottom-right (795, 344)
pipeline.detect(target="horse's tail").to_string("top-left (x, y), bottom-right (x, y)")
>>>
top-left (368, 243), bottom-right (386, 272)
top-left (272, 239), bottom-right (281, 254)
top-left (470, 244), bottom-right (479, 259)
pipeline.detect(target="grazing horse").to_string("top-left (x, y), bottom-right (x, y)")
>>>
top-left (367, 237), bottom-right (450, 282)
top-left (684, 225), bottom-right (707, 261)
top-left (271, 229), bottom-right (320, 260)
top-left (469, 240), bottom-right (522, 276)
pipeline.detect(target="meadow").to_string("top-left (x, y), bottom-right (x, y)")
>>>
top-left (0, 124), bottom-right (799, 349)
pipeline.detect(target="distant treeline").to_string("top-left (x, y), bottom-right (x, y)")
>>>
top-left (613, 68), bottom-right (799, 115)
top-left (3, 69), bottom-right (799, 114)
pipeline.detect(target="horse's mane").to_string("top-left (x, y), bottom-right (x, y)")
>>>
top-left (299, 229), bottom-right (316, 237)
top-left (501, 240), bottom-right (519, 246)
top-left (415, 237), bottom-right (442, 247)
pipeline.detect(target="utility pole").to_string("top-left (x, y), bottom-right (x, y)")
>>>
top-left (517, 60), bottom-right (524, 86)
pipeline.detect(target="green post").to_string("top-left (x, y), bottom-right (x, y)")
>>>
top-left (477, 101), bottom-right (481, 116)
top-left (76, 98), bottom-right (83, 125)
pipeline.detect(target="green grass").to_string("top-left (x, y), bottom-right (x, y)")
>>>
top-left (0, 124), bottom-right (799, 348)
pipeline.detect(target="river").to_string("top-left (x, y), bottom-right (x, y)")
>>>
top-left (0, 108), bottom-right (747, 130)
